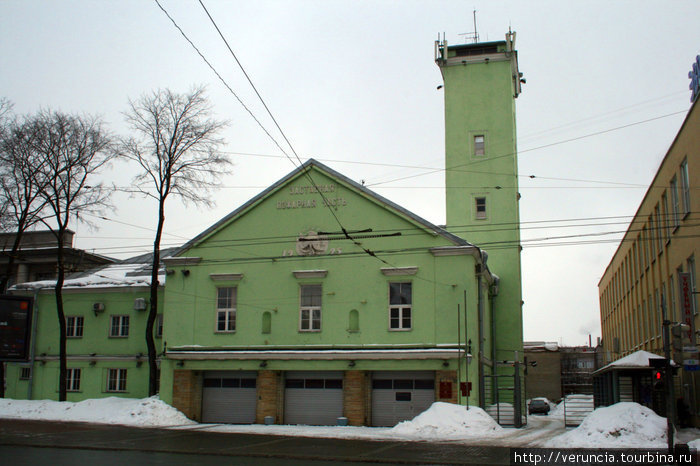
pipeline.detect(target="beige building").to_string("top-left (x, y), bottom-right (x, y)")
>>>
top-left (598, 96), bottom-right (699, 425)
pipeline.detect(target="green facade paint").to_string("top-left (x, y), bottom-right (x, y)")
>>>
top-left (436, 33), bottom-right (524, 364)
top-left (6, 286), bottom-right (162, 401)
top-left (5, 32), bottom-right (525, 425)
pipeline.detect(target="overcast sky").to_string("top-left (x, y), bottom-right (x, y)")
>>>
top-left (2, 1), bottom-right (699, 346)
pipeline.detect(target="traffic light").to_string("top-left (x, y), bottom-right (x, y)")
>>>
top-left (653, 370), bottom-right (664, 390)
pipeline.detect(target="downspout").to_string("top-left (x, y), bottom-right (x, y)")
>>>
top-left (477, 272), bottom-right (485, 408)
top-left (27, 287), bottom-right (40, 400)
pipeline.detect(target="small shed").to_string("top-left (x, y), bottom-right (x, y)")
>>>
top-left (593, 350), bottom-right (666, 416)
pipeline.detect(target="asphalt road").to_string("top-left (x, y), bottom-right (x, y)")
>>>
top-left (0, 419), bottom-right (511, 465)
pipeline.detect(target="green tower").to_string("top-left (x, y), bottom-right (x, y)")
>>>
top-left (436, 32), bottom-right (523, 364)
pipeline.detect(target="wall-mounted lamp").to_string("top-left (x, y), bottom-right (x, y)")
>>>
top-left (177, 360), bottom-right (185, 367)
top-left (442, 360), bottom-right (449, 367)
top-left (181, 269), bottom-right (190, 277)
top-left (90, 360), bottom-right (96, 367)
top-left (348, 360), bottom-right (356, 367)
top-left (259, 361), bottom-right (268, 368)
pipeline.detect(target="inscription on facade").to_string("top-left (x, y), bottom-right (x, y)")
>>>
top-left (276, 184), bottom-right (347, 210)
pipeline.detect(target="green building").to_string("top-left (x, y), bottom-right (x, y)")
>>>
top-left (5, 32), bottom-right (524, 427)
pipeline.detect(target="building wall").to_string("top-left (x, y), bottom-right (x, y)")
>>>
top-left (5, 287), bottom-right (163, 401)
top-left (598, 98), bottom-right (700, 422)
top-left (437, 37), bottom-right (523, 364)
top-left (524, 350), bottom-right (562, 401)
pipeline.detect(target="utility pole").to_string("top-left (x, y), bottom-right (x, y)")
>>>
top-left (662, 318), bottom-right (675, 453)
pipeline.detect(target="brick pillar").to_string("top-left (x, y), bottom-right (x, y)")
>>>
top-left (435, 370), bottom-right (458, 404)
top-left (172, 370), bottom-right (202, 421)
top-left (344, 370), bottom-right (367, 426)
top-left (256, 370), bottom-right (280, 424)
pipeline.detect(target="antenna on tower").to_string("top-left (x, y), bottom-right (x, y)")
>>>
top-left (458, 9), bottom-right (480, 44)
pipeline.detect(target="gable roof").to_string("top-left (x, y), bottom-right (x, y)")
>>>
top-left (172, 159), bottom-right (472, 256)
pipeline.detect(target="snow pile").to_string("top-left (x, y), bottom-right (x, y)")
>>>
top-left (0, 396), bottom-right (195, 427)
top-left (392, 402), bottom-right (503, 439)
top-left (544, 402), bottom-right (666, 448)
top-left (689, 439), bottom-right (700, 450)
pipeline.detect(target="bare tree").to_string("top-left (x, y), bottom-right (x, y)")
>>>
top-left (0, 105), bottom-right (51, 293)
top-left (30, 110), bottom-right (115, 401)
top-left (122, 87), bottom-right (230, 396)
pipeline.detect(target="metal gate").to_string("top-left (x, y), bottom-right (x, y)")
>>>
top-left (371, 371), bottom-right (435, 427)
top-left (284, 371), bottom-right (343, 425)
top-left (201, 371), bottom-right (257, 424)
top-left (483, 361), bottom-right (526, 427)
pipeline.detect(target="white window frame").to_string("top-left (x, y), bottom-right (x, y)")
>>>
top-left (299, 284), bottom-right (322, 332)
top-left (389, 282), bottom-right (412, 331)
top-left (680, 158), bottom-right (691, 216)
top-left (215, 287), bottom-right (236, 333)
top-left (670, 175), bottom-right (680, 229)
top-left (107, 368), bottom-right (127, 392)
top-left (473, 134), bottom-right (486, 156)
top-left (475, 197), bottom-right (487, 220)
top-left (66, 315), bottom-right (84, 338)
top-left (109, 315), bottom-right (129, 338)
top-left (66, 368), bottom-right (81, 392)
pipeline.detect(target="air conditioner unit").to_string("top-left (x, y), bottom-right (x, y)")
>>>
top-left (92, 302), bottom-right (105, 315)
top-left (133, 298), bottom-right (147, 311)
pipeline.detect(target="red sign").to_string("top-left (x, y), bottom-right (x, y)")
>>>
top-left (679, 273), bottom-right (695, 343)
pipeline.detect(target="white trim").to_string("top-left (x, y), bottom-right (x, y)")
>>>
top-left (380, 267), bottom-right (418, 276)
top-left (166, 348), bottom-right (466, 361)
top-left (293, 270), bottom-right (328, 279)
top-left (210, 273), bottom-right (243, 281)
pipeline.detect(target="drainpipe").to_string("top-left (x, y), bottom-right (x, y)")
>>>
top-left (477, 271), bottom-right (485, 408)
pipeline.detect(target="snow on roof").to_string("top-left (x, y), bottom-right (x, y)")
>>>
top-left (596, 350), bottom-right (664, 373)
top-left (523, 341), bottom-right (559, 352)
top-left (11, 247), bottom-right (179, 290)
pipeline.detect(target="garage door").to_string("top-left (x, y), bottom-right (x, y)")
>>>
top-left (371, 371), bottom-right (435, 427)
top-left (201, 371), bottom-right (257, 424)
top-left (284, 371), bottom-right (343, 425)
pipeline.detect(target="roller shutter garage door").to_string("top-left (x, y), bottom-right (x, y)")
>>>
top-left (371, 371), bottom-right (435, 427)
top-left (201, 371), bottom-right (257, 424)
top-left (284, 371), bottom-right (343, 425)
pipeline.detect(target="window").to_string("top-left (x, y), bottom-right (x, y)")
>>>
top-left (107, 368), bottom-right (127, 392)
top-left (109, 315), bottom-right (129, 338)
top-left (680, 158), bottom-right (691, 216)
top-left (654, 205), bottom-right (663, 253)
top-left (648, 217), bottom-right (656, 258)
top-left (216, 287), bottom-right (236, 332)
top-left (300, 284), bottom-right (322, 331)
top-left (475, 197), bottom-right (487, 220)
top-left (66, 368), bottom-right (81, 392)
top-left (661, 192), bottom-right (670, 242)
top-left (262, 311), bottom-right (271, 334)
top-left (670, 176), bottom-right (680, 228)
top-left (473, 134), bottom-right (485, 156)
top-left (155, 314), bottom-right (163, 338)
top-left (19, 367), bottom-right (31, 380)
top-left (66, 316), bottom-right (84, 338)
top-left (389, 282), bottom-right (412, 330)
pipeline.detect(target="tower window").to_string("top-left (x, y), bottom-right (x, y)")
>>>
top-left (475, 197), bottom-right (487, 219)
top-left (473, 135), bottom-right (485, 156)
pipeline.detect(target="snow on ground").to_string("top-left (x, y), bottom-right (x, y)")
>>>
top-left (0, 396), bottom-right (195, 427)
top-left (1, 397), bottom-right (699, 448)
top-left (543, 402), bottom-right (667, 448)
top-left (391, 402), bottom-right (502, 439)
